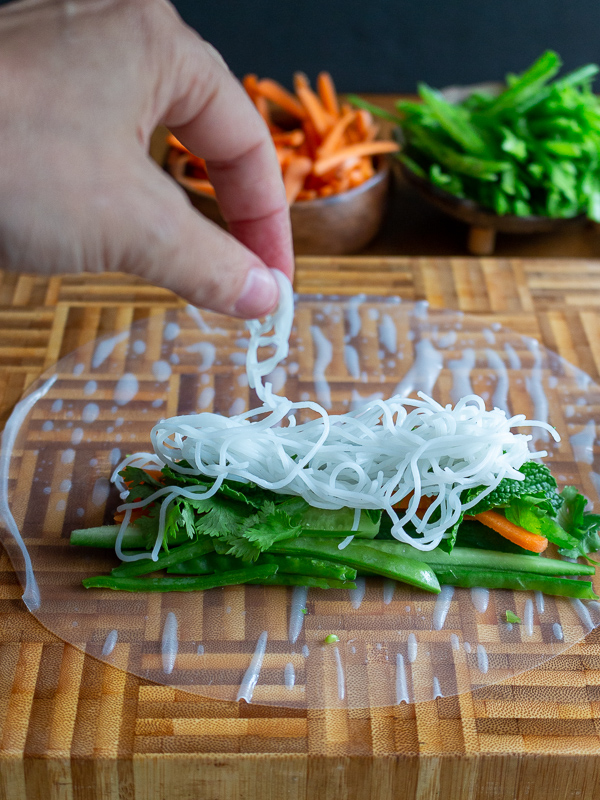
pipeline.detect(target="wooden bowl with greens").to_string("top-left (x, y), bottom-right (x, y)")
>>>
top-left (350, 51), bottom-right (599, 255)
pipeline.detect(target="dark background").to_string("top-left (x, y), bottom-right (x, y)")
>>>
top-left (173, 0), bottom-right (600, 92)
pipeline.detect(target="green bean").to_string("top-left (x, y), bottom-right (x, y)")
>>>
top-left (169, 552), bottom-right (357, 581)
top-left (417, 83), bottom-right (489, 156)
top-left (167, 556), bottom-right (213, 575)
top-left (247, 575), bottom-right (356, 590)
top-left (430, 566), bottom-right (597, 599)
top-left (269, 537), bottom-right (441, 594)
top-left (363, 541), bottom-right (595, 576)
top-left (111, 537), bottom-right (214, 578)
top-left (70, 524), bottom-right (146, 550)
top-left (83, 564), bottom-right (278, 592)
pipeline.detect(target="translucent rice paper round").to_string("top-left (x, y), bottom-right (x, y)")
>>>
top-left (1, 297), bottom-right (600, 709)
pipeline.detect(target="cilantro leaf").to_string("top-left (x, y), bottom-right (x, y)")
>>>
top-left (132, 504), bottom-right (161, 549)
top-left (243, 505), bottom-right (303, 551)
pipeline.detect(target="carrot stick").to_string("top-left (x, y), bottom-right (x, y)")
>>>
top-left (296, 189), bottom-right (318, 201)
top-left (282, 155), bottom-right (313, 204)
top-left (394, 494), bottom-right (435, 512)
top-left (359, 156), bottom-right (375, 180)
top-left (166, 133), bottom-right (189, 153)
top-left (316, 110), bottom-right (356, 158)
top-left (242, 73), bottom-right (260, 99)
top-left (473, 510), bottom-right (549, 553)
top-left (313, 140), bottom-right (399, 176)
top-left (293, 71), bottom-right (310, 92)
top-left (293, 73), bottom-right (334, 137)
top-left (255, 79), bottom-right (307, 119)
top-left (317, 71), bottom-right (340, 117)
top-left (275, 146), bottom-right (293, 168)
top-left (179, 177), bottom-right (217, 197)
top-left (272, 129), bottom-right (305, 147)
top-left (355, 109), bottom-right (374, 138)
top-left (169, 71), bottom-right (397, 201)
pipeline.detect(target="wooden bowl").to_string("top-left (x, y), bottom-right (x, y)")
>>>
top-left (166, 151), bottom-right (390, 255)
top-left (400, 162), bottom-right (586, 255)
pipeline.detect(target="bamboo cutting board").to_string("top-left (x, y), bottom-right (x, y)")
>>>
top-left (2, 258), bottom-right (600, 799)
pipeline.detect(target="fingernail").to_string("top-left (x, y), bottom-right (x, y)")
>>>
top-left (234, 267), bottom-right (279, 317)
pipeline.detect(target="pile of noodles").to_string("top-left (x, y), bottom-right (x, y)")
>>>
top-left (113, 271), bottom-right (558, 561)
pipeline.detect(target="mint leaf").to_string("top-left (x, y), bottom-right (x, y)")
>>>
top-left (464, 462), bottom-right (562, 516)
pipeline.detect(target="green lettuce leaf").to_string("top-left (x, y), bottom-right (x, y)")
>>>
top-left (504, 496), bottom-right (578, 548)
top-left (557, 486), bottom-right (600, 560)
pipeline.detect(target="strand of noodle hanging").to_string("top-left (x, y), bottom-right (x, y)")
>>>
top-left (113, 271), bottom-right (560, 559)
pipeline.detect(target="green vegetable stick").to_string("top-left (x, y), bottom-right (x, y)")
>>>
top-left (408, 127), bottom-right (510, 179)
top-left (169, 552), bottom-right (356, 581)
top-left (111, 537), bottom-right (215, 578)
top-left (83, 564), bottom-right (278, 592)
top-left (269, 538), bottom-right (441, 594)
top-left (430, 566), bottom-right (597, 600)
top-left (70, 524), bottom-right (146, 550)
top-left (346, 94), bottom-right (403, 124)
top-left (167, 556), bottom-right (213, 575)
top-left (247, 575), bottom-right (357, 590)
top-left (258, 554), bottom-right (356, 580)
top-left (418, 82), bottom-right (489, 156)
top-left (363, 541), bottom-right (595, 576)
top-left (484, 50), bottom-right (562, 114)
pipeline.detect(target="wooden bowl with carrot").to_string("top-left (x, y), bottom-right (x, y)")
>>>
top-left (164, 72), bottom-right (398, 255)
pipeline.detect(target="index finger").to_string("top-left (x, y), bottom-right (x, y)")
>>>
top-left (162, 36), bottom-right (294, 282)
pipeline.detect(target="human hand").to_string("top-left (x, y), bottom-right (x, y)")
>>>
top-left (0, 0), bottom-right (293, 317)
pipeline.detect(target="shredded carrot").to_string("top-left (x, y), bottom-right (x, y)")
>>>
top-left (317, 71), bottom-right (340, 117)
top-left (394, 494), bottom-right (435, 512)
top-left (242, 74), bottom-right (259, 99)
top-left (166, 71), bottom-right (398, 203)
top-left (181, 178), bottom-right (216, 197)
top-left (283, 155), bottom-right (313, 204)
top-left (255, 79), bottom-right (307, 119)
top-left (272, 130), bottom-right (305, 148)
top-left (166, 133), bottom-right (188, 153)
top-left (293, 72), bottom-right (334, 137)
top-left (355, 109), bottom-right (372, 138)
top-left (316, 110), bottom-right (356, 159)
top-left (296, 188), bottom-right (318, 201)
top-left (293, 71), bottom-right (310, 92)
top-left (473, 510), bottom-right (549, 553)
top-left (313, 141), bottom-right (399, 176)
top-left (243, 74), bottom-right (270, 123)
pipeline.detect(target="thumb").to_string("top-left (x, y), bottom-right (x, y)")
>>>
top-left (122, 159), bottom-right (281, 318)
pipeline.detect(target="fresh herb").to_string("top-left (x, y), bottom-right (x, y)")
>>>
top-left (557, 486), bottom-right (600, 561)
top-left (72, 464), bottom-right (599, 600)
top-left (505, 610), bottom-right (521, 624)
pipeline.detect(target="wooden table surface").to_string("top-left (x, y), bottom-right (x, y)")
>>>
top-left (2, 258), bottom-right (600, 799)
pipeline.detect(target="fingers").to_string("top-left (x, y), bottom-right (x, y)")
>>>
top-left (122, 159), bottom-right (280, 318)
top-left (159, 28), bottom-right (295, 284)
